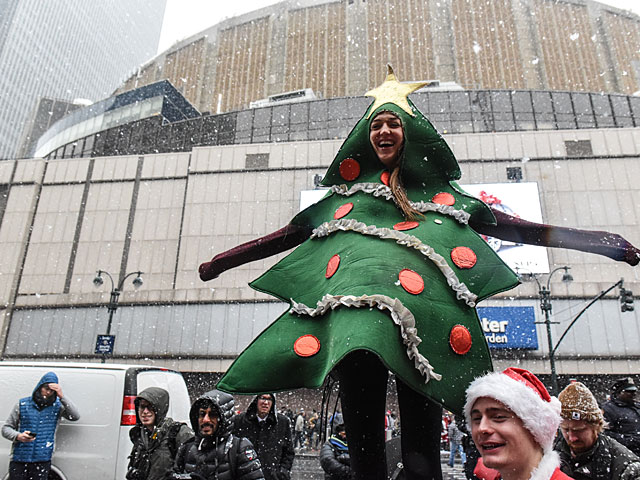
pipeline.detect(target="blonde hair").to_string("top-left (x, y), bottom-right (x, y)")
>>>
top-left (389, 166), bottom-right (423, 221)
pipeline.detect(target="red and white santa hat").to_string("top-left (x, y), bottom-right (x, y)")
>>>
top-left (464, 367), bottom-right (561, 452)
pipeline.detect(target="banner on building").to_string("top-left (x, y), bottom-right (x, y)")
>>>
top-left (301, 181), bottom-right (549, 273)
top-left (477, 306), bottom-right (538, 349)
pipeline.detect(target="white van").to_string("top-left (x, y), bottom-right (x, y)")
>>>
top-left (0, 362), bottom-right (191, 480)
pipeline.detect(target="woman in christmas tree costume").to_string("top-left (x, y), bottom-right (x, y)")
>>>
top-left (200, 67), bottom-right (639, 480)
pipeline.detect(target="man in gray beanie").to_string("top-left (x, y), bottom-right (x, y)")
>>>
top-left (555, 381), bottom-right (640, 480)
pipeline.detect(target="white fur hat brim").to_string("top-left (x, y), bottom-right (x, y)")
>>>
top-left (464, 370), bottom-right (561, 452)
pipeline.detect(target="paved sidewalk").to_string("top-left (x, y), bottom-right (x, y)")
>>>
top-left (291, 452), bottom-right (469, 479)
top-left (441, 462), bottom-right (468, 480)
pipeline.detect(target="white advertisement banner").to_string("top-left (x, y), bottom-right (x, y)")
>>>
top-left (300, 181), bottom-right (549, 274)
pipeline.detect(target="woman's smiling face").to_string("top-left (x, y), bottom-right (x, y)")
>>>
top-left (369, 112), bottom-right (404, 169)
top-left (470, 397), bottom-right (542, 477)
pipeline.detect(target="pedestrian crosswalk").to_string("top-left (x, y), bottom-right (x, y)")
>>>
top-left (441, 463), bottom-right (468, 480)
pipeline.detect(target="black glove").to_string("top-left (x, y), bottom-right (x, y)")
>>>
top-left (277, 470), bottom-right (291, 480)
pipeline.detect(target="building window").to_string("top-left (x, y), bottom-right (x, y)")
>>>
top-left (565, 140), bottom-right (592, 157)
top-left (506, 167), bottom-right (523, 182)
top-left (245, 153), bottom-right (269, 169)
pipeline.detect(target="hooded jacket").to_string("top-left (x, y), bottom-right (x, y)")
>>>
top-left (319, 434), bottom-right (352, 480)
top-left (174, 389), bottom-right (264, 480)
top-left (602, 397), bottom-right (640, 456)
top-left (127, 387), bottom-right (193, 480)
top-left (1, 372), bottom-right (80, 463)
top-left (233, 394), bottom-right (294, 480)
top-left (555, 433), bottom-right (640, 480)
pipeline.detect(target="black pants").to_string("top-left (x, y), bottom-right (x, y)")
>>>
top-left (335, 350), bottom-right (443, 480)
top-left (9, 461), bottom-right (51, 480)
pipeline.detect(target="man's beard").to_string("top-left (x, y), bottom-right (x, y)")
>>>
top-left (33, 389), bottom-right (56, 409)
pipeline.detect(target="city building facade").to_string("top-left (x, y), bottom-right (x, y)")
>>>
top-left (117, 0), bottom-right (640, 115)
top-left (1, 0), bottom-right (639, 400)
top-left (0, 87), bottom-right (638, 389)
top-left (0, 0), bottom-right (167, 161)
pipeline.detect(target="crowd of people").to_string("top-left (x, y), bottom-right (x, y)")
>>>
top-left (3, 370), bottom-right (640, 480)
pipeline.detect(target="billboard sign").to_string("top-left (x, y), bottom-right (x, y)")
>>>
top-left (300, 181), bottom-right (550, 273)
top-left (461, 182), bottom-right (549, 274)
top-left (477, 306), bottom-right (538, 349)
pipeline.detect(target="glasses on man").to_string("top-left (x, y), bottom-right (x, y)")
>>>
top-left (138, 402), bottom-right (154, 412)
top-left (258, 396), bottom-right (273, 402)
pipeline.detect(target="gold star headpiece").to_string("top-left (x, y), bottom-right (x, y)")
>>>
top-left (365, 65), bottom-right (428, 118)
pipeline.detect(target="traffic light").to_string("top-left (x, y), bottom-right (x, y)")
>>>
top-left (620, 286), bottom-right (634, 312)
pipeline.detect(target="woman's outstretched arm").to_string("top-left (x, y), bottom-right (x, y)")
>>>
top-left (200, 207), bottom-right (639, 282)
top-left (198, 223), bottom-right (313, 281)
top-left (471, 209), bottom-right (640, 266)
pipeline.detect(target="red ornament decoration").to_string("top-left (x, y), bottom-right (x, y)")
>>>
top-left (339, 158), bottom-right (360, 181)
top-left (451, 246), bottom-right (477, 269)
top-left (326, 254), bottom-right (341, 278)
top-left (393, 221), bottom-right (419, 231)
top-left (334, 203), bottom-right (354, 219)
top-left (399, 269), bottom-right (424, 294)
top-left (449, 325), bottom-right (472, 355)
top-left (380, 171), bottom-right (390, 186)
top-left (431, 192), bottom-right (455, 206)
top-left (294, 335), bottom-right (321, 357)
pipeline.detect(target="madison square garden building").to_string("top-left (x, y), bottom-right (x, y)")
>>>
top-left (1, 0), bottom-right (640, 398)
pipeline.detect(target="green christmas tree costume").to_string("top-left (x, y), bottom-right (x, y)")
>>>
top-left (217, 69), bottom-right (518, 414)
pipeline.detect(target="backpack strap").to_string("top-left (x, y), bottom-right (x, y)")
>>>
top-left (167, 422), bottom-right (187, 458)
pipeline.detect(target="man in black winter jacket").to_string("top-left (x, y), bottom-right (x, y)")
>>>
top-left (171, 389), bottom-right (264, 480)
top-left (320, 424), bottom-right (352, 480)
top-left (127, 387), bottom-right (193, 480)
top-left (555, 381), bottom-right (640, 480)
top-left (233, 393), bottom-right (294, 480)
top-left (602, 377), bottom-right (640, 456)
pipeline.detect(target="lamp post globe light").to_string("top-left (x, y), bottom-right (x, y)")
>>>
top-left (516, 265), bottom-right (572, 395)
top-left (93, 269), bottom-right (143, 362)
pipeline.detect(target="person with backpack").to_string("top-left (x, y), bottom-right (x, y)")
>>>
top-left (171, 389), bottom-right (264, 480)
top-left (126, 387), bottom-right (193, 480)
top-left (320, 424), bottom-right (353, 480)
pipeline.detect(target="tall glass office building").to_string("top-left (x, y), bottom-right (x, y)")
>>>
top-left (0, 0), bottom-right (167, 161)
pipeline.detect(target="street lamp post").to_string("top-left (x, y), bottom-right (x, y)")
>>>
top-left (93, 269), bottom-right (143, 362)
top-left (518, 266), bottom-right (573, 395)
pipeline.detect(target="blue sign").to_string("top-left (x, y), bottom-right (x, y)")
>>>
top-left (477, 306), bottom-right (538, 349)
top-left (95, 334), bottom-right (115, 355)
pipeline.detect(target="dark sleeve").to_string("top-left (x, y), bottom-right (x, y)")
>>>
top-left (279, 416), bottom-right (295, 473)
top-left (236, 437), bottom-right (265, 480)
top-left (199, 224), bottom-right (313, 281)
top-left (319, 443), bottom-right (351, 477)
top-left (602, 404), bottom-right (626, 444)
top-left (175, 425), bottom-right (195, 455)
top-left (172, 442), bottom-right (190, 473)
top-left (470, 208), bottom-right (640, 266)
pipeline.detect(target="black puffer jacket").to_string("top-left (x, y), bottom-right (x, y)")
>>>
top-left (319, 436), bottom-right (352, 480)
top-left (602, 398), bottom-right (640, 456)
top-left (127, 387), bottom-right (193, 480)
top-left (233, 394), bottom-right (294, 480)
top-left (173, 390), bottom-right (264, 480)
top-left (556, 433), bottom-right (640, 480)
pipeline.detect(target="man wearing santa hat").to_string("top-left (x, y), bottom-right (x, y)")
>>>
top-left (465, 367), bottom-right (572, 480)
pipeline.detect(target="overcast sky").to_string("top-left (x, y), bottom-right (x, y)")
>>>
top-left (158, 0), bottom-right (640, 54)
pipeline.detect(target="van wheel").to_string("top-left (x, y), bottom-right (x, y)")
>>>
top-left (48, 472), bottom-right (63, 480)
